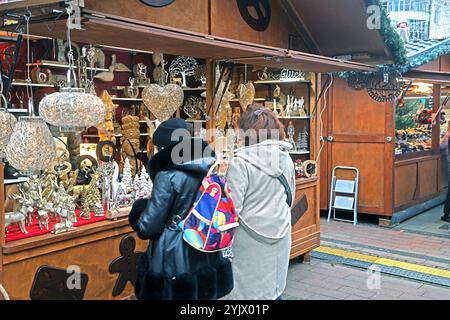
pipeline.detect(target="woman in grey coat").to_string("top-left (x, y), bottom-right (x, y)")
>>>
top-left (224, 105), bottom-right (295, 300)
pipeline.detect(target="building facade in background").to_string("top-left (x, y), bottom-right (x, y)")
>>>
top-left (382, 0), bottom-right (450, 40)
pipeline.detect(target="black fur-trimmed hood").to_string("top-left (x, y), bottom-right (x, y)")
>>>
top-left (148, 138), bottom-right (216, 181)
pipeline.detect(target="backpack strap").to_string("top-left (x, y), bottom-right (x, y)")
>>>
top-left (277, 174), bottom-right (293, 207)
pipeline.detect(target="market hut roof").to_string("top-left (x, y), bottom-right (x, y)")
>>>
top-left (399, 39), bottom-right (450, 73)
top-left (283, 0), bottom-right (406, 65)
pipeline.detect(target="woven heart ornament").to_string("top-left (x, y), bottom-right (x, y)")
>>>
top-left (142, 84), bottom-right (184, 122)
top-left (238, 81), bottom-right (255, 111)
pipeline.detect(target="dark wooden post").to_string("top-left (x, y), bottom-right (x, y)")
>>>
top-left (432, 84), bottom-right (441, 154)
top-left (205, 59), bottom-right (216, 143)
top-left (0, 162), bottom-right (4, 288)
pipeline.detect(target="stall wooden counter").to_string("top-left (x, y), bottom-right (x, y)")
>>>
top-left (1, 205), bottom-right (147, 299)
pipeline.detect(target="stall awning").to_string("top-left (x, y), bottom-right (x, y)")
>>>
top-left (284, 0), bottom-right (394, 63)
top-left (3, 8), bottom-right (377, 73)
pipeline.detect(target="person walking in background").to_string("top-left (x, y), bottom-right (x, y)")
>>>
top-left (224, 104), bottom-right (295, 300)
top-left (129, 118), bottom-right (233, 300)
top-left (441, 121), bottom-right (450, 223)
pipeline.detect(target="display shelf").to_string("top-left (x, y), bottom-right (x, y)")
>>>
top-left (82, 133), bottom-right (150, 138)
top-left (289, 151), bottom-right (310, 155)
top-left (27, 60), bottom-right (109, 72)
top-left (111, 97), bottom-right (143, 102)
top-left (254, 79), bottom-right (311, 85)
top-left (230, 98), bottom-right (266, 102)
top-left (8, 108), bottom-right (28, 113)
top-left (4, 177), bottom-right (29, 185)
top-left (186, 119), bottom-right (207, 123)
top-left (295, 177), bottom-right (318, 185)
top-left (182, 87), bottom-right (206, 91)
top-left (278, 116), bottom-right (310, 119)
top-left (12, 81), bottom-right (55, 88)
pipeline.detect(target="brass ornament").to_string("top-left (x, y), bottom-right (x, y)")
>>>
top-left (142, 84), bottom-right (184, 122)
top-left (238, 81), bottom-right (255, 111)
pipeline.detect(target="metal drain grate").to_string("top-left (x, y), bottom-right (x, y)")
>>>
top-left (312, 248), bottom-right (450, 288)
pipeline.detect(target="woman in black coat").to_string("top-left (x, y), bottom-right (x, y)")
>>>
top-left (128, 118), bottom-right (233, 300)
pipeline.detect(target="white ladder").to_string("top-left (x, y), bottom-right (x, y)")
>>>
top-left (327, 166), bottom-right (359, 225)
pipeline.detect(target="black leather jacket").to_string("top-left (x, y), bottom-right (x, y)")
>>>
top-left (129, 138), bottom-right (215, 239)
top-left (128, 138), bottom-right (234, 300)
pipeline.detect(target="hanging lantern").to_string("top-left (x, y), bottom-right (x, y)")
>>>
top-left (38, 6), bottom-right (105, 131)
top-left (39, 87), bottom-right (106, 130)
top-left (0, 108), bottom-right (17, 159)
top-left (5, 116), bottom-right (56, 175)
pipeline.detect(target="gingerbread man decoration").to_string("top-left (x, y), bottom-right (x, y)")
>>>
top-left (109, 235), bottom-right (144, 297)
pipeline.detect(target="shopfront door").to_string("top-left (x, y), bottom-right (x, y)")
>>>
top-left (320, 77), bottom-right (395, 216)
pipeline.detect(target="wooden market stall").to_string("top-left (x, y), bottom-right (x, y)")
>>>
top-left (320, 39), bottom-right (450, 225)
top-left (0, 0), bottom-right (379, 300)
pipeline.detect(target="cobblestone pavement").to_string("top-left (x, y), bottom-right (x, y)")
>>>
top-left (284, 213), bottom-right (450, 300)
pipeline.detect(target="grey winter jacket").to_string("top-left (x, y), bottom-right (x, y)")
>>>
top-left (224, 140), bottom-right (295, 300)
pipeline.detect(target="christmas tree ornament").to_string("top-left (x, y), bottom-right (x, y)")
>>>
top-left (80, 169), bottom-right (103, 219)
top-left (121, 158), bottom-right (133, 193)
top-left (298, 127), bottom-right (309, 151)
top-left (39, 8), bottom-right (105, 131)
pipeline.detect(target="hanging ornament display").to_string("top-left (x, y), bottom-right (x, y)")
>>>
top-left (366, 68), bottom-right (403, 103)
top-left (238, 81), bottom-right (255, 111)
top-left (169, 56), bottom-right (198, 88)
top-left (6, 116), bottom-right (56, 174)
top-left (38, 7), bottom-right (105, 131)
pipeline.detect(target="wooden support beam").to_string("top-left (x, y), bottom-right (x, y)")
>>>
top-left (432, 84), bottom-right (441, 154)
top-left (205, 59), bottom-right (215, 143)
top-left (0, 162), bottom-right (4, 289)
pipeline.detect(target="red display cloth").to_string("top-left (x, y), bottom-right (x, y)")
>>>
top-left (4, 210), bottom-right (107, 242)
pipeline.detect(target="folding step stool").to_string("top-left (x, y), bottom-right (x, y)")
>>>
top-left (327, 166), bottom-right (359, 225)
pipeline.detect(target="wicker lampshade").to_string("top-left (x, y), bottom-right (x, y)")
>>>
top-left (39, 88), bottom-right (106, 130)
top-left (5, 116), bottom-right (56, 174)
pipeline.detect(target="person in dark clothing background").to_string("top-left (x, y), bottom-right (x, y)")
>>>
top-left (128, 118), bottom-right (233, 300)
top-left (441, 121), bottom-right (450, 223)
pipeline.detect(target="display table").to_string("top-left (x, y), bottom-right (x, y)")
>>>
top-left (1, 218), bottom-right (147, 300)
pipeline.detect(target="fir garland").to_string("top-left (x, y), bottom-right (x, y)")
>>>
top-left (365, 0), bottom-right (408, 66)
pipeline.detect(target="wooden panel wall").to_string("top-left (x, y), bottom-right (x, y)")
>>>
top-left (440, 54), bottom-right (450, 73)
top-left (321, 78), bottom-right (394, 216)
top-left (394, 156), bottom-right (442, 211)
top-left (84, 0), bottom-right (209, 34)
top-left (210, 0), bottom-right (305, 50)
top-left (291, 180), bottom-right (320, 259)
top-left (84, 0), bottom-right (306, 51)
top-left (416, 59), bottom-right (441, 73)
top-left (394, 163), bottom-right (417, 208)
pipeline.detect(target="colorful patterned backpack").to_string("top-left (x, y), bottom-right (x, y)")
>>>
top-left (179, 163), bottom-right (238, 252)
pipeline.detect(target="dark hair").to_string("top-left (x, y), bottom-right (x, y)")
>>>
top-left (237, 104), bottom-right (285, 146)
